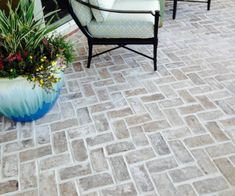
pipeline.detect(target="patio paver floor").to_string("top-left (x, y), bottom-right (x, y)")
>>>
top-left (0, 0), bottom-right (235, 195)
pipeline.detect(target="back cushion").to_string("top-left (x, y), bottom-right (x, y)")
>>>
top-left (70, 0), bottom-right (92, 26)
top-left (89, 0), bottom-right (115, 22)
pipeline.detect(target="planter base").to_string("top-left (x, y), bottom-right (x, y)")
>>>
top-left (10, 90), bottom-right (60, 122)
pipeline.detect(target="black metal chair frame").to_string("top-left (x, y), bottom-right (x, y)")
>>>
top-left (65, 0), bottom-right (160, 71)
top-left (172, 0), bottom-right (211, 19)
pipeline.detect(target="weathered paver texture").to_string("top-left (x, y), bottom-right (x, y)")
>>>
top-left (1, 0), bottom-right (235, 195)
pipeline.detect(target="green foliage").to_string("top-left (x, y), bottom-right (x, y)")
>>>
top-left (0, 0), bottom-right (57, 53)
top-left (49, 36), bottom-right (74, 63)
top-left (0, 0), bottom-right (74, 92)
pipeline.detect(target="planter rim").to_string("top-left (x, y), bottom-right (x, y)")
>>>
top-left (0, 76), bottom-right (27, 81)
top-left (0, 59), bottom-right (61, 82)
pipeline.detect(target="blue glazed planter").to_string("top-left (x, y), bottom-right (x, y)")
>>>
top-left (0, 73), bottom-right (64, 122)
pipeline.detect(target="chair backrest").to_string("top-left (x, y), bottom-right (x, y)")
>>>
top-left (89, 0), bottom-right (115, 22)
top-left (69, 0), bottom-right (92, 26)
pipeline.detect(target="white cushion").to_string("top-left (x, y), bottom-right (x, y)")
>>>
top-left (89, 0), bottom-right (115, 22)
top-left (70, 0), bottom-right (92, 26)
top-left (87, 0), bottom-right (160, 38)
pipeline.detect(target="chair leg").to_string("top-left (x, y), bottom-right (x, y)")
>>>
top-left (153, 42), bottom-right (158, 71)
top-left (173, 0), bottom-right (177, 19)
top-left (207, 0), bottom-right (211, 10)
top-left (87, 41), bottom-right (93, 68)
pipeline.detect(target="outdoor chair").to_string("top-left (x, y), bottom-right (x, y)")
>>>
top-left (172, 0), bottom-right (211, 19)
top-left (65, 0), bottom-right (161, 71)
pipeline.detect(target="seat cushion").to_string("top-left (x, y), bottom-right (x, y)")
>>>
top-left (87, 0), bottom-right (160, 39)
top-left (70, 0), bottom-right (92, 26)
top-left (89, 0), bottom-right (115, 22)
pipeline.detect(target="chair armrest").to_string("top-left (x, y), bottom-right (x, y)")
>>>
top-left (74, 0), bottom-right (159, 16)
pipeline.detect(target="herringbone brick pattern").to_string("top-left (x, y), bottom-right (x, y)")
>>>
top-left (1, 0), bottom-right (235, 195)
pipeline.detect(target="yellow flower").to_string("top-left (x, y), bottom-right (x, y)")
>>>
top-left (43, 56), bottom-right (47, 59)
top-left (56, 54), bottom-right (60, 57)
top-left (10, 69), bottom-right (13, 72)
top-left (32, 77), bottom-right (36, 82)
top-left (40, 58), bottom-right (44, 62)
top-left (51, 61), bottom-right (57, 66)
top-left (29, 56), bottom-right (33, 60)
top-left (39, 79), bottom-right (44, 85)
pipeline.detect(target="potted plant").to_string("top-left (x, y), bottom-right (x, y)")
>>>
top-left (0, 0), bottom-right (74, 122)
